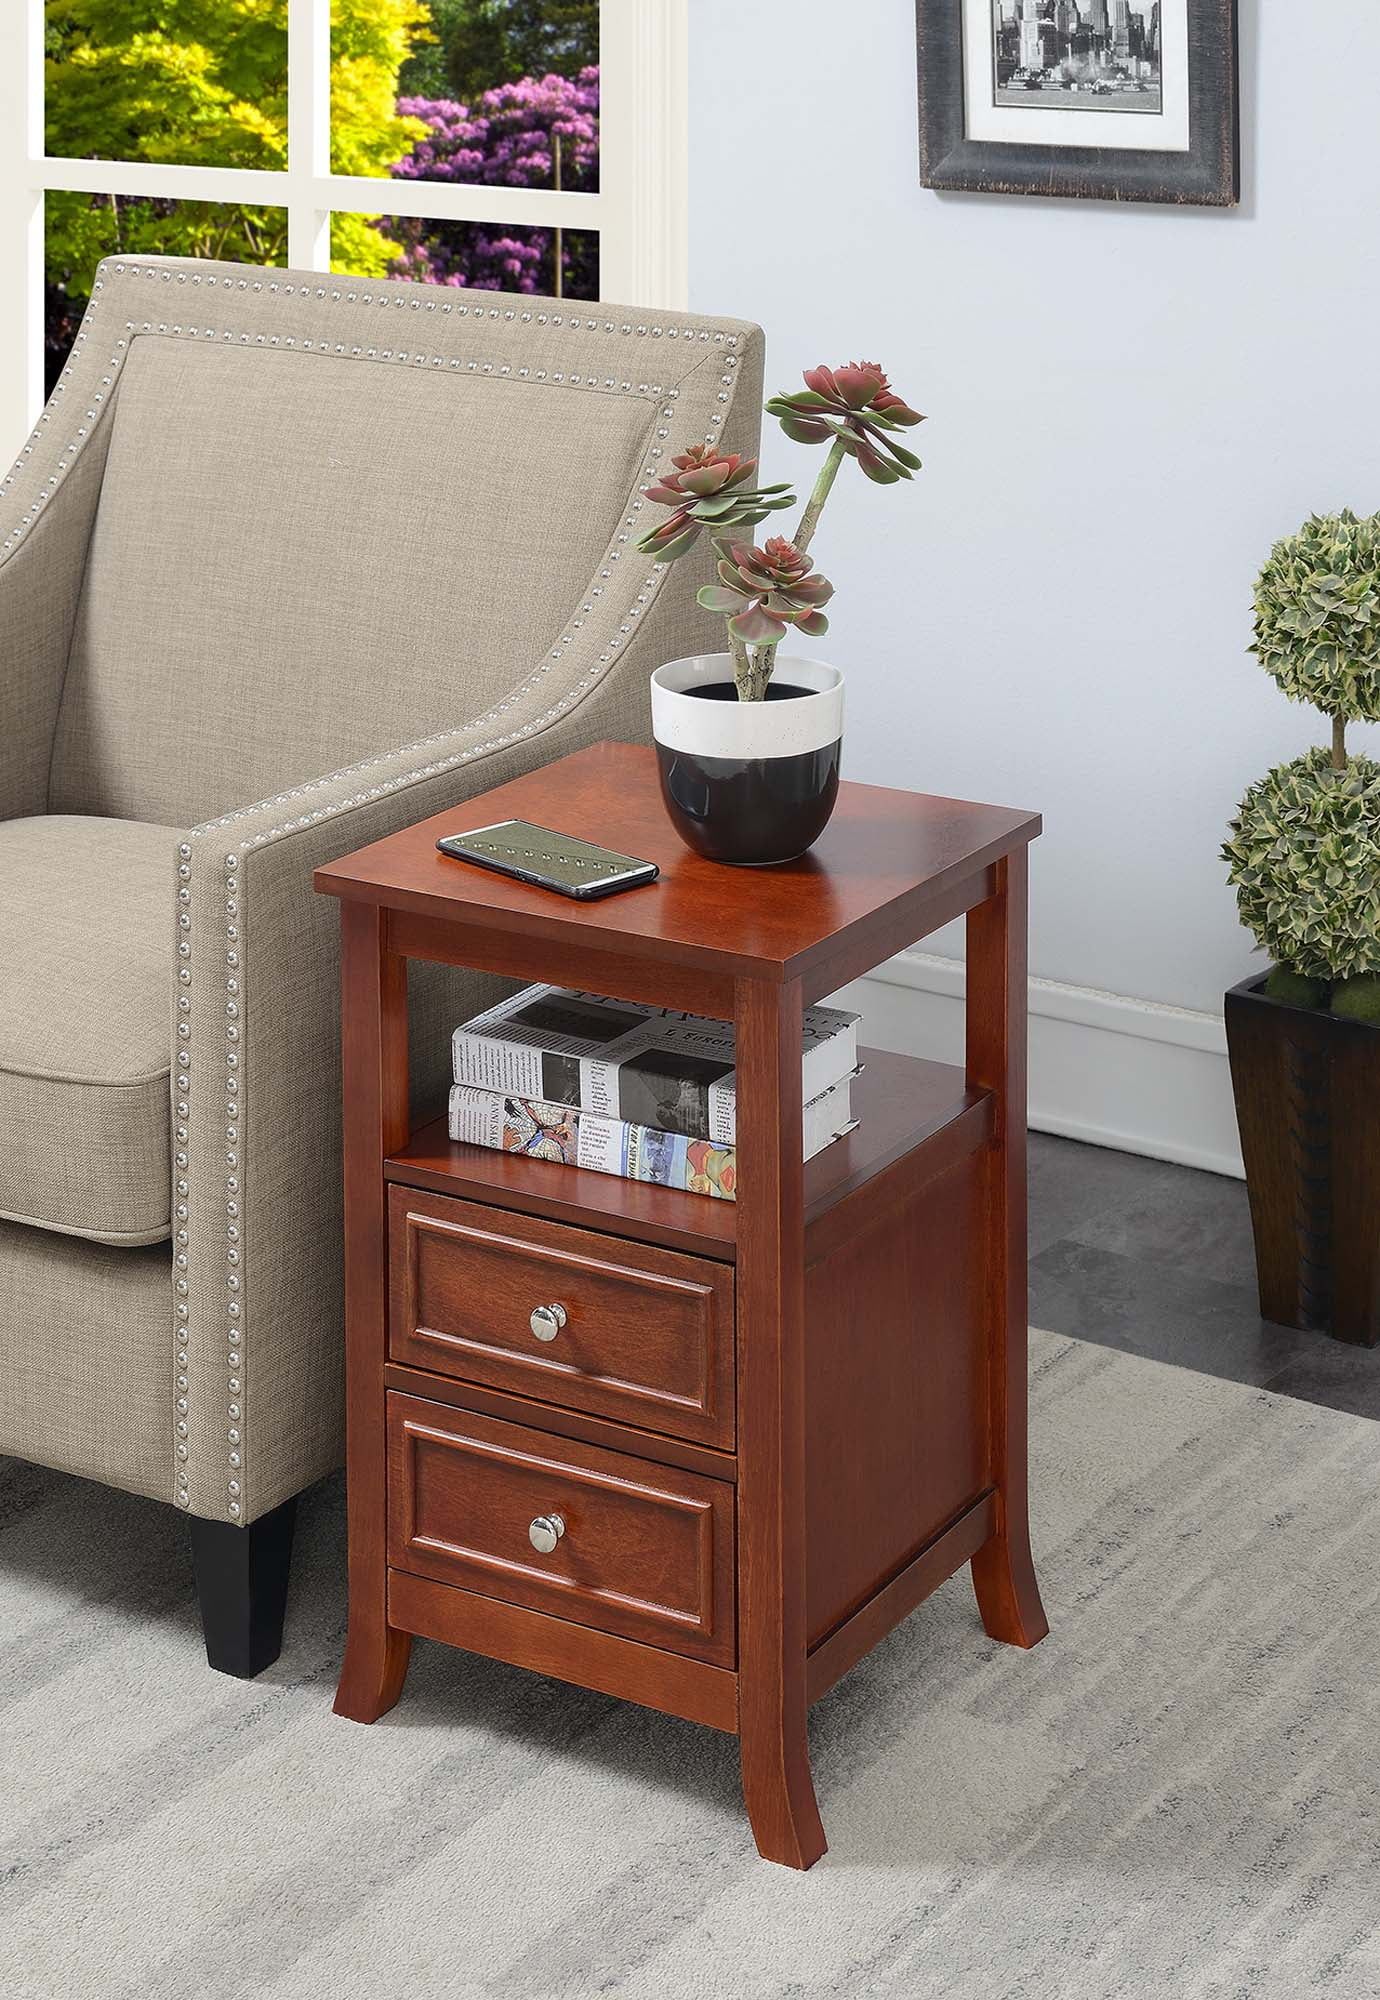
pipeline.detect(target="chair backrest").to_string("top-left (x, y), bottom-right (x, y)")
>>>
top-left (45, 258), bottom-right (762, 827)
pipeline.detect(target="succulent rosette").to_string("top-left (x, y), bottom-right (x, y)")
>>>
top-left (636, 445), bottom-right (795, 561)
top-left (638, 353), bottom-right (921, 703)
top-left (766, 363), bottom-right (924, 484)
top-left (697, 535), bottom-right (834, 645)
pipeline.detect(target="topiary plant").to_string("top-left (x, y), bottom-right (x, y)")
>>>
top-left (1251, 509), bottom-right (1380, 737)
top-left (1224, 510), bottom-right (1380, 1012)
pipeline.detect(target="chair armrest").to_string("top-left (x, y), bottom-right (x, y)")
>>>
top-left (0, 389), bottom-right (115, 821)
top-left (171, 556), bottom-right (715, 1524)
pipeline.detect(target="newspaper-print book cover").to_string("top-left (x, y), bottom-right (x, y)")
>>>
top-left (448, 1075), bottom-right (857, 1202)
top-left (451, 984), bottom-right (859, 1148)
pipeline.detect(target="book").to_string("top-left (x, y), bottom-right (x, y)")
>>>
top-left (447, 1075), bottom-right (857, 1203)
top-left (451, 983), bottom-right (859, 1148)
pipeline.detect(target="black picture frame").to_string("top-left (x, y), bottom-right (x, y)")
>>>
top-left (917, 0), bottom-right (1239, 206)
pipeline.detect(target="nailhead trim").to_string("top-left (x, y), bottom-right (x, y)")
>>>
top-left (219, 849), bottom-right (243, 1514)
top-left (3, 257), bottom-right (748, 1520)
top-left (186, 532), bottom-right (673, 1522)
top-left (2, 260), bottom-right (744, 574)
top-left (175, 839), bottom-right (193, 1507)
top-left (0, 280), bottom-right (120, 556)
top-left (190, 656), bottom-right (664, 1518)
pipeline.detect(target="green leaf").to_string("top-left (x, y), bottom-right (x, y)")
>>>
top-left (1227, 746), bottom-right (1380, 979)
top-left (639, 525), bottom-right (700, 562)
top-left (694, 492), bottom-right (755, 518)
top-left (766, 389), bottom-right (835, 412)
top-left (729, 603), bottom-right (787, 645)
top-left (775, 412), bottom-right (835, 446)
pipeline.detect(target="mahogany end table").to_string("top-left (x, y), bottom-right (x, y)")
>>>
top-left (314, 739), bottom-right (1048, 1869)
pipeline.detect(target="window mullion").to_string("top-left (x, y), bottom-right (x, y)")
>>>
top-left (0, 0), bottom-right (42, 459)
top-left (287, 0), bottom-right (330, 268)
top-left (41, 157), bottom-right (293, 205)
top-left (318, 176), bottom-right (603, 231)
top-left (597, 0), bottom-right (688, 309)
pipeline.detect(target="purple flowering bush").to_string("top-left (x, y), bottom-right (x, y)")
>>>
top-left (379, 66), bottom-right (599, 296)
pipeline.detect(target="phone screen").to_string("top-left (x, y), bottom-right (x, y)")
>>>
top-left (437, 820), bottom-right (659, 898)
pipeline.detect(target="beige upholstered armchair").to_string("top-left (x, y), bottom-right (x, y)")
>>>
top-left (0, 255), bottom-right (764, 1675)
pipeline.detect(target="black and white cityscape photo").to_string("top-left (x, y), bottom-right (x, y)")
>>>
top-left (990, 0), bottom-right (1164, 112)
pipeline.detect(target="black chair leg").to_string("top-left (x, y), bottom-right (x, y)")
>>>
top-left (188, 1494), bottom-right (298, 1678)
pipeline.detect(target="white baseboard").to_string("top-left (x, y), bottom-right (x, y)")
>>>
top-left (830, 951), bottom-right (1244, 1180)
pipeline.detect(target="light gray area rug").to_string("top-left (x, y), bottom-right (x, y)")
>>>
top-left (2, 1331), bottom-right (1378, 2000)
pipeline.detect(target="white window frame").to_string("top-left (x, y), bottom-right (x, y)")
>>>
top-left (0, 0), bottom-right (688, 461)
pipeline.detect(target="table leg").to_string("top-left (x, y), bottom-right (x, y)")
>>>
top-left (334, 900), bottom-right (414, 1721)
top-left (733, 975), bottom-right (826, 1869)
top-left (966, 852), bottom-right (1049, 1650)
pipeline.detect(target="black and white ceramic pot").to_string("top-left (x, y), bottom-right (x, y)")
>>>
top-left (650, 653), bottom-right (844, 866)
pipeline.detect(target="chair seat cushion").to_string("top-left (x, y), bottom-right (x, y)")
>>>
top-left (0, 816), bottom-right (177, 1245)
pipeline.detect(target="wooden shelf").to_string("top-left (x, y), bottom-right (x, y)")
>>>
top-left (385, 1048), bottom-right (992, 1263)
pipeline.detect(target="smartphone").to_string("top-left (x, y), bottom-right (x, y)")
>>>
top-left (436, 819), bottom-right (660, 900)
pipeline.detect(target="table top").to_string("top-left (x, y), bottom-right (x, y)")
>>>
top-left (314, 741), bottom-right (1040, 985)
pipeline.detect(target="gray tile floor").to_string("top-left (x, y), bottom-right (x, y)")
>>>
top-left (1028, 1132), bottom-right (1380, 1422)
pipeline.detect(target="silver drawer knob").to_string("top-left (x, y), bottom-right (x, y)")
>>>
top-left (528, 1512), bottom-right (565, 1555)
top-left (529, 1302), bottom-right (567, 1342)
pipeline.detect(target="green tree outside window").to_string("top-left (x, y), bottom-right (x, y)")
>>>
top-left (45, 0), bottom-right (428, 380)
top-left (400, 0), bottom-right (596, 102)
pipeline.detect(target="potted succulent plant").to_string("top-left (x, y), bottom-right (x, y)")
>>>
top-left (1223, 508), bottom-right (1380, 1345)
top-left (638, 362), bottom-right (923, 864)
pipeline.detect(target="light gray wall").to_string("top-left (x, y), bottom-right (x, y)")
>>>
top-left (687, 0), bottom-right (1380, 1016)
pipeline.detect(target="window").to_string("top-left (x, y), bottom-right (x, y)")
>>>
top-left (0, 1), bottom-right (687, 460)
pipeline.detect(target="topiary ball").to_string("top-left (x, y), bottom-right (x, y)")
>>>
top-left (1223, 747), bottom-right (1380, 981)
top-left (1252, 509), bottom-right (1380, 721)
top-left (1331, 974), bottom-right (1380, 1024)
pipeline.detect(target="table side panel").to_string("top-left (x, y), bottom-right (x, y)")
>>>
top-left (805, 1491), bottom-right (997, 1705)
top-left (804, 1146), bottom-right (989, 1650)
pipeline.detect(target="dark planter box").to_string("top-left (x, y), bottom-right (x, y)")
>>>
top-left (1225, 973), bottom-right (1380, 1347)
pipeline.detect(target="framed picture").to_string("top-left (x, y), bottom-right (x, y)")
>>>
top-left (917, 0), bottom-right (1239, 206)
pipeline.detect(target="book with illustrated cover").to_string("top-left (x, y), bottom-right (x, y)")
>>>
top-left (451, 983), bottom-right (859, 1147)
top-left (447, 1075), bottom-right (857, 1203)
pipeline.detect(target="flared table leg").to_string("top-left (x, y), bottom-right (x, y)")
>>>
top-left (733, 975), bottom-right (826, 1869)
top-left (334, 901), bottom-right (415, 1722)
top-left (967, 852), bottom-right (1049, 1650)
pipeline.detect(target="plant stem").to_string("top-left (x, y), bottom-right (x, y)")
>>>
top-left (793, 439), bottom-right (847, 555)
top-left (1333, 712), bottom-right (1348, 772)
top-left (728, 628), bottom-right (753, 701)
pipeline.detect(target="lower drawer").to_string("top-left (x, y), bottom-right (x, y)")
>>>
top-left (387, 1393), bottom-right (736, 1666)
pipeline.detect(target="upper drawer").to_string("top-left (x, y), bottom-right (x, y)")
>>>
top-left (388, 1187), bottom-right (735, 1450)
